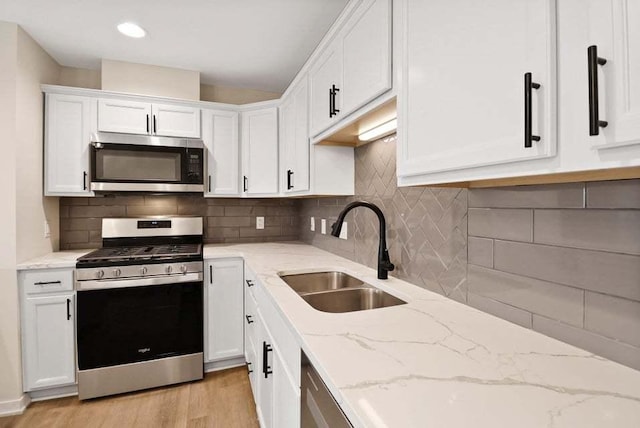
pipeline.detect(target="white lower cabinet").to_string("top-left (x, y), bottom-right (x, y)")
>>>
top-left (245, 267), bottom-right (301, 428)
top-left (205, 258), bottom-right (245, 362)
top-left (20, 268), bottom-right (76, 391)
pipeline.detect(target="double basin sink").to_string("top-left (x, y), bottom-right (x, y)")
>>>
top-left (279, 271), bottom-right (406, 313)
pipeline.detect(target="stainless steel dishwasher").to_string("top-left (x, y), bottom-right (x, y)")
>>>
top-left (301, 352), bottom-right (352, 428)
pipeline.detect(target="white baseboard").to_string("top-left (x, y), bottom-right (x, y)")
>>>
top-left (0, 394), bottom-right (31, 417)
top-left (204, 356), bottom-right (247, 373)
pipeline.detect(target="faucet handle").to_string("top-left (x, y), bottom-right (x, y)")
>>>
top-left (381, 260), bottom-right (395, 272)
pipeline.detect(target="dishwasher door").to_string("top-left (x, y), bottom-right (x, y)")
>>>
top-left (301, 352), bottom-right (352, 428)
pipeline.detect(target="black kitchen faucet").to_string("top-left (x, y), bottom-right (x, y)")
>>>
top-left (330, 201), bottom-right (395, 280)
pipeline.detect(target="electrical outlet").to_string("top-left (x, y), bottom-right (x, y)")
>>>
top-left (310, 217), bottom-right (315, 231)
top-left (321, 219), bottom-right (327, 235)
top-left (44, 221), bottom-right (50, 238)
top-left (256, 216), bottom-right (265, 230)
top-left (339, 222), bottom-right (348, 240)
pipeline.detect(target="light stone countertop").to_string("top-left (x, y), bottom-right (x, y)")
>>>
top-left (17, 243), bottom-right (640, 427)
top-left (16, 249), bottom-right (96, 270)
top-left (204, 242), bottom-right (640, 428)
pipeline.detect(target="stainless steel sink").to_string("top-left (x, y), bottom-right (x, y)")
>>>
top-left (279, 271), bottom-right (364, 294)
top-left (301, 288), bottom-right (406, 313)
top-left (279, 271), bottom-right (406, 313)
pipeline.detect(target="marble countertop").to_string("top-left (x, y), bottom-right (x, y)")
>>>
top-left (204, 243), bottom-right (640, 428)
top-left (16, 249), bottom-right (95, 270)
top-left (18, 243), bottom-right (640, 427)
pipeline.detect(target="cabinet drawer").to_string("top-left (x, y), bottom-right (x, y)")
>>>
top-left (21, 269), bottom-right (74, 295)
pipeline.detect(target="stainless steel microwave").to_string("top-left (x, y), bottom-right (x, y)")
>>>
top-left (90, 132), bottom-right (204, 193)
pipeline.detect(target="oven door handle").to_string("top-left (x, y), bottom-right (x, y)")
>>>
top-left (76, 272), bottom-right (203, 291)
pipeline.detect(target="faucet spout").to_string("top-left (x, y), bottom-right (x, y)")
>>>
top-left (330, 201), bottom-right (395, 280)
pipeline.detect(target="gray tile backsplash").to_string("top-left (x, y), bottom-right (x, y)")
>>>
top-left (59, 196), bottom-right (299, 249)
top-left (469, 179), bottom-right (640, 370)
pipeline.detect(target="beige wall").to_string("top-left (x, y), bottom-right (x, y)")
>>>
top-left (58, 66), bottom-right (100, 89)
top-left (16, 26), bottom-right (61, 261)
top-left (200, 83), bottom-right (280, 104)
top-left (102, 59), bottom-right (199, 100)
top-left (0, 21), bottom-right (22, 407)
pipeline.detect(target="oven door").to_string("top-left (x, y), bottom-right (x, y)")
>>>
top-left (76, 275), bottom-right (203, 371)
top-left (90, 142), bottom-right (204, 192)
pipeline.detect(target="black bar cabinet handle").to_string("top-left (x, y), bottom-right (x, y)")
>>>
top-left (330, 84), bottom-right (340, 118)
top-left (588, 45), bottom-right (608, 135)
top-left (35, 280), bottom-right (61, 286)
top-left (153, 115), bottom-right (157, 134)
top-left (246, 315), bottom-right (254, 324)
top-left (329, 87), bottom-right (333, 118)
top-left (287, 169), bottom-right (293, 190)
top-left (243, 176), bottom-right (248, 192)
top-left (246, 279), bottom-right (254, 287)
top-left (247, 362), bottom-right (253, 374)
top-left (208, 175), bottom-right (212, 193)
top-left (209, 264), bottom-right (212, 284)
top-left (262, 341), bottom-right (273, 378)
top-left (146, 114), bottom-right (150, 133)
top-left (83, 171), bottom-right (87, 190)
top-left (66, 298), bottom-right (71, 321)
top-left (524, 72), bottom-right (541, 148)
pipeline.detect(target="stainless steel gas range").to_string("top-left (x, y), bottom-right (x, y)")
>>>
top-left (75, 217), bottom-right (204, 400)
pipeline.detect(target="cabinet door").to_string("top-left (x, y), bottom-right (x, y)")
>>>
top-left (152, 103), bottom-right (201, 138)
top-left (241, 108), bottom-right (279, 195)
top-left (309, 41), bottom-right (343, 137)
top-left (272, 351), bottom-right (301, 428)
top-left (256, 312), bottom-right (274, 428)
top-left (205, 259), bottom-right (244, 362)
top-left (398, 0), bottom-right (557, 177)
top-left (202, 109), bottom-right (240, 196)
top-left (45, 94), bottom-right (95, 196)
top-left (98, 99), bottom-right (151, 135)
top-left (281, 79), bottom-right (310, 194)
top-left (341, 0), bottom-right (392, 115)
top-left (579, 0), bottom-right (640, 151)
top-left (22, 294), bottom-right (75, 391)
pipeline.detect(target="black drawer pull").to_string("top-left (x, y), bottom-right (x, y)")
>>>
top-left (66, 298), bottom-right (71, 321)
top-left (287, 169), bottom-right (294, 190)
top-left (588, 45), bottom-right (608, 135)
top-left (83, 171), bottom-right (87, 190)
top-left (209, 265), bottom-right (213, 284)
top-left (243, 176), bottom-right (248, 192)
top-left (153, 115), bottom-right (157, 134)
top-left (246, 315), bottom-right (254, 324)
top-left (146, 114), bottom-right (150, 133)
top-left (262, 341), bottom-right (273, 378)
top-left (208, 175), bottom-right (212, 193)
top-left (524, 72), bottom-right (541, 148)
top-left (246, 279), bottom-right (254, 287)
top-left (34, 280), bottom-right (61, 286)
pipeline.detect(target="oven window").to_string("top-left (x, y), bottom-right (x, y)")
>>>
top-left (95, 148), bottom-right (182, 182)
top-left (77, 282), bottom-right (203, 370)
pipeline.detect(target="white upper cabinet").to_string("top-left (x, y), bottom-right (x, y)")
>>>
top-left (98, 99), bottom-right (151, 135)
top-left (309, 0), bottom-right (392, 138)
top-left (559, 0), bottom-right (640, 156)
top-left (241, 107), bottom-right (279, 195)
top-left (398, 0), bottom-right (557, 178)
top-left (341, 0), bottom-right (392, 115)
top-left (204, 258), bottom-right (244, 363)
top-left (152, 103), bottom-right (201, 138)
top-left (309, 40), bottom-right (343, 137)
top-left (202, 109), bottom-right (240, 196)
top-left (45, 93), bottom-right (95, 196)
top-left (98, 99), bottom-right (200, 138)
top-left (280, 78), bottom-right (310, 194)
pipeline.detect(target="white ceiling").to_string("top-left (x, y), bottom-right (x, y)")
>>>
top-left (0, 0), bottom-right (349, 93)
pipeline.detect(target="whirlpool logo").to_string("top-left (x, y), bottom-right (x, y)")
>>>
top-left (138, 348), bottom-right (151, 354)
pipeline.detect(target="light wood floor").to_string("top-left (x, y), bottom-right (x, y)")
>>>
top-left (0, 367), bottom-right (259, 428)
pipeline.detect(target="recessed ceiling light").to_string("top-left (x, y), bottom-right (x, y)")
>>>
top-left (117, 22), bottom-right (146, 38)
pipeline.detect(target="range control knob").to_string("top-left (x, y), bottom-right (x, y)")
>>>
top-left (113, 268), bottom-right (121, 277)
top-left (96, 269), bottom-right (105, 279)
top-left (166, 265), bottom-right (173, 274)
top-left (180, 264), bottom-right (188, 274)
top-left (140, 266), bottom-right (148, 275)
